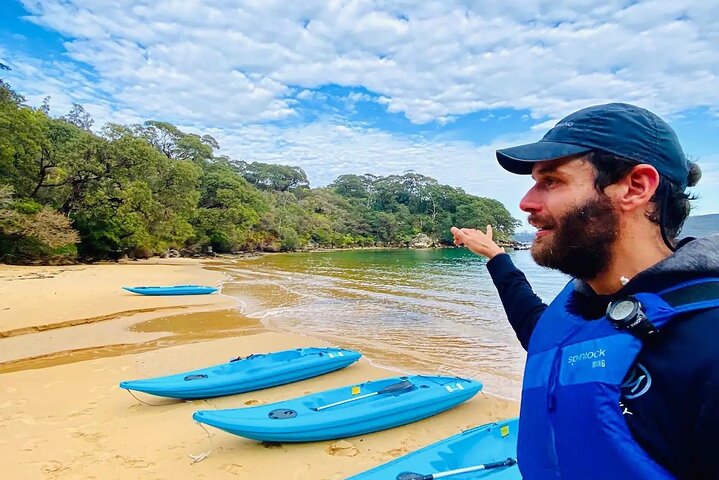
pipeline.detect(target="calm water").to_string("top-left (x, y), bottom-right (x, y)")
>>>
top-left (219, 248), bottom-right (569, 399)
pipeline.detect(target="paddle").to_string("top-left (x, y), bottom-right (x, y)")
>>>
top-left (314, 380), bottom-right (415, 411)
top-left (396, 457), bottom-right (517, 480)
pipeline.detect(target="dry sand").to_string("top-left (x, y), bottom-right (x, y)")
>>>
top-left (0, 259), bottom-right (518, 480)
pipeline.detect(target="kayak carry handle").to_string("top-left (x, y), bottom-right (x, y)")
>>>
top-left (314, 380), bottom-right (414, 411)
top-left (397, 457), bottom-right (517, 480)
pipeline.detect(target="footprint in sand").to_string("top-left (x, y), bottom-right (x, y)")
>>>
top-left (41, 460), bottom-right (70, 475)
top-left (126, 459), bottom-right (153, 469)
top-left (69, 407), bottom-right (95, 417)
top-left (115, 455), bottom-right (154, 469)
top-left (69, 430), bottom-right (106, 443)
top-left (380, 439), bottom-right (413, 459)
top-left (326, 440), bottom-right (359, 457)
top-left (222, 463), bottom-right (248, 476)
top-left (383, 446), bottom-right (410, 457)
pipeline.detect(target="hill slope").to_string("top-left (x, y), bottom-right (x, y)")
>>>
top-left (514, 214), bottom-right (719, 243)
top-left (680, 214), bottom-right (719, 239)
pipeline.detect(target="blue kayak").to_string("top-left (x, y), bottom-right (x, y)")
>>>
top-left (120, 347), bottom-right (361, 399)
top-left (193, 375), bottom-right (482, 442)
top-left (122, 285), bottom-right (218, 295)
top-left (347, 417), bottom-right (520, 480)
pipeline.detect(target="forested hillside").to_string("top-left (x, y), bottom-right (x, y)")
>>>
top-left (0, 79), bottom-right (519, 264)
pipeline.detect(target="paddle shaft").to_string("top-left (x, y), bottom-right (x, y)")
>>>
top-left (397, 457), bottom-right (517, 480)
top-left (315, 380), bottom-right (414, 411)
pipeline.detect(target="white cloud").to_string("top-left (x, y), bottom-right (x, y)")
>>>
top-left (8, 0), bottom-right (719, 125)
top-left (3, 0), bottom-right (718, 222)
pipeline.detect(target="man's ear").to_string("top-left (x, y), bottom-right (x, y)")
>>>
top-left (609, 164), bottom-right (661, 212)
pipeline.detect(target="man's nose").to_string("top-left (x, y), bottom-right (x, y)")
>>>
top-left (519, 186), bottom-right (542, 213)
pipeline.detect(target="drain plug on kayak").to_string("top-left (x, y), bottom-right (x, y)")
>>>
top-left (268, 409), bottom-right (298, 419)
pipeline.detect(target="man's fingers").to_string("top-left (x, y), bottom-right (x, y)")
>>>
top-left (486, 224), bottom-right (493, 240)
top-left (450, 227), bottom-right (466, 245)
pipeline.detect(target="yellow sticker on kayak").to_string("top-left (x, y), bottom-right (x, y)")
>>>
top-left (500, 425), bottom-right (510, 437)
top-left (351, 386), bottom-right (361, 395)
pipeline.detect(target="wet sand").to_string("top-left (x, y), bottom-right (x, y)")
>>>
top-left (0, 259), bottom-right (518, 480)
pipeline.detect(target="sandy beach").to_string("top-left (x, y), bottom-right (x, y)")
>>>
top-left (0, 258), bottom-right (518, 480)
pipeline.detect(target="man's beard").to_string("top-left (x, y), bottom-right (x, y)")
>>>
top-left (530, 194), bottom-right (620, 280)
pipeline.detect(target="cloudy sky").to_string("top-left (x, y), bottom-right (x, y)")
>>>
top-left (1, 0), bottom-right (718, 229)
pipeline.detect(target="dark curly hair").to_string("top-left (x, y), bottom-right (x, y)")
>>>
top-left (586, 151), bottom-right (702, 242)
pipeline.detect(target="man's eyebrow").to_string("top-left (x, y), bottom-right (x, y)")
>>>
top-left (532, 164), bottom-right (562, 179)
top-left (535, 164), bottom-right (558, 175)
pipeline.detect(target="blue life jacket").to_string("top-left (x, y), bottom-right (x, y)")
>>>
top-left (518, 277), bottom-right (719, 480)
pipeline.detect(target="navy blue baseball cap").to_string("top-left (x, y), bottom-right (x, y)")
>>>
top-left (496, 103), bottom-right (690, 189)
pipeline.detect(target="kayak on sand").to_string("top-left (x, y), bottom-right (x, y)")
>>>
top-left (347, 417), bottom-right (520, 480)
top-left (122, 285), bottom-right (218, 295)
top-left (192, 375), bottom-right (482, 442)
top-left (120, 347), bottom-right (361, 399)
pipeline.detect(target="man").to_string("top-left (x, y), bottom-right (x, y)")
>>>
top-left (451, 103), bottom-right (719, 480)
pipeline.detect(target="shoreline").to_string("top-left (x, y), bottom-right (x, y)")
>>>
top-left (0, 258), bottom-right (518, 479)
top-left (3, 238), bottom-right (526, 268)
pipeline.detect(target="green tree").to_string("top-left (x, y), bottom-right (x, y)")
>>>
top-left (61, 103), bottom-right (94, 131)
top-left (193, 162), bottom-right (266, 252)
top-left (133, 121), bottom-right (218, 163)
top-left (234, 161), bottom-right (310, 192)
top-left (0, 83), bottom-right (51, 198)
top-left (0, 77), bottom-right (522, 262)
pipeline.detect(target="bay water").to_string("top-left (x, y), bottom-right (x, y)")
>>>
top-left (219, 248), bottom-right (568, 400)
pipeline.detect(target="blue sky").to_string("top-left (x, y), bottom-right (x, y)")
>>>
top-left (1, 0), bottom-right (718, 230)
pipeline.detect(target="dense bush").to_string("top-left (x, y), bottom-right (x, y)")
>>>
top-left (0, 79), bottom-right (519, 264)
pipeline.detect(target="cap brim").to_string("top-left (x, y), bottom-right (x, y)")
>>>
top-left (496, 141), bottom-right (592, 175)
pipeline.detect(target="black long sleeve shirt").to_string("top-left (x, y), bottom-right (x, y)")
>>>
top-left (486, 253), bottom-right (719, 480)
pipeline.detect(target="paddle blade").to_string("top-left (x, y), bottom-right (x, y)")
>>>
top-left (378, 380), bottom-right (415, 394)
top-left (314, 379), bottom-right (416, 411)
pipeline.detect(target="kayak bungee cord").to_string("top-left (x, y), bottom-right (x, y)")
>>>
top-left (123, 388), bottom-right (175, 406)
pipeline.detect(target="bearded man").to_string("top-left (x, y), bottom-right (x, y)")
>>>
top-left (451, 103), bottom-right (719, 480)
